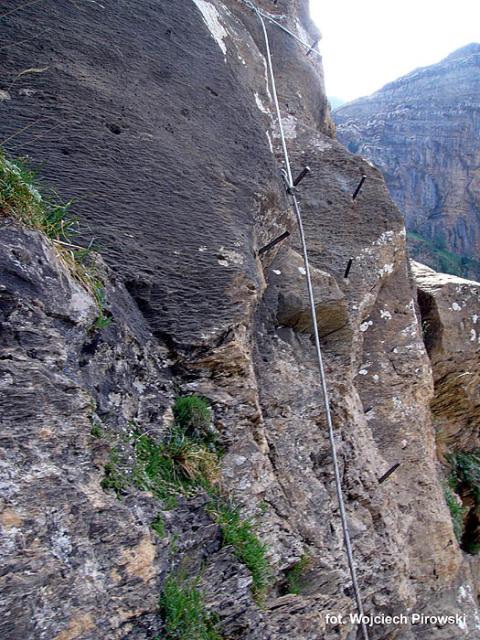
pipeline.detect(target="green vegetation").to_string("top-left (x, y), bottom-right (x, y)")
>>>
top-left (132, 429), bottom-right (220, 504)
top-left (0, 149), bottom-right (74, 239)
top-left (101, 448), bottom-right (130, 496)
top-left (209, 500), bottom-right (270, 601)
top-left (100, 396), bottom-right (221, 505)
top-left (445, 450), bottom-right (480, 552)
top-left (159, 575), bottom-right (222, 640)
top-left (407, 230), bottom-right (480, 279)
top-left (101, 395), bottom-right (271, 601)
top-left (0, 149), bottom-right (112, 329)
top-left (90, 422), bottom-right (104, 439)
top-left (285, 554), bottom-right (311, 595)
top-left (152, 514), bottom-right (166, 538)
top-left (92, 282), bottom-right (112, 330)
top-left (173, 395), bottom-right (214, 444)
top-left (100, 428), bottom-right (220, 506)
top-left (447, 450), bottom-right (480, 503)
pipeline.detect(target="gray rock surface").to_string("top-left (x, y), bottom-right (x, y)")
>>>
top-left (413, 262), bottom-right (480, 450)
top-left (1, 2), bottom-right (480, 639)
top-left (334, 44), bottom-right (480, 280)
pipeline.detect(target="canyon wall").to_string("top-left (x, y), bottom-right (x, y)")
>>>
top-left (334, 44), bottom-right (480, 280)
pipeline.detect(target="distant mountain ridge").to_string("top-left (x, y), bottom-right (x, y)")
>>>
top-left (333, 43), bottom-right (480, 279)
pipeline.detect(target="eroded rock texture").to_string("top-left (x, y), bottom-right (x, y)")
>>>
top-left (334, 44), bottom-right (480, 280)
top-left (413, 262), bottom-right (480, 451)
top-left (1, 1), bottom-right (480, 639)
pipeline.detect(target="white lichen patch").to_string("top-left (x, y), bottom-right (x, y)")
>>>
top-left (69, 290), bottom-right (96, 323)
top-left (191, 0), bottom-right (228, 60)
top-left (0, 90), bottom-right (11, 101)
top-left (360, 320), bottom-right (373, 332)
top-left (359, 369), bottom-right (368, 376)
top-left (133, 379), bottom-right (146, 394)
top-left (297, 266), bottom-right (306, 276)
top-left (312, 136), bottom-right (332, 152)
top-left (401, 323), bottom-right (418, 338)
top-left (266, 130), bottom-right (274, 154)
top-left (472, 314), bottom-right (479, 324)
top-left (378, 263), bottom-right (394, 277)
top-left (218, 246), bottom-right (244, 265)
top-left (281, 115), bottom-right (297, 140)
top-left (259, 56), bottom-right (273, 103)
top-left (470, 329), bottom-right (477, 342)
top-left (393, 397), bottom-right (403, 409)
top-left (451, 302), bottom-right (462, 311)
top-left (373, 230), bottom-right (396, 246)
top-left (372, 374), bottom-right (379, 383)
top-left (254, 92), bottom-right (269, 115)
top-left (273, 269), bottom-right (281, 275)
top-left (380, 309), bottom-right (392, 320)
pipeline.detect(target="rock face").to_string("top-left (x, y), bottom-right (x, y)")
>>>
top-left (413, 262), bottom-right (480, 451)
top-left (333, 44), bottom-right (480, 280)
top-left (1, 2), bottom-right (480, 639)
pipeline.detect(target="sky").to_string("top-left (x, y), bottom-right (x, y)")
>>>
top-left (310, 0), bottom-right (480, 103)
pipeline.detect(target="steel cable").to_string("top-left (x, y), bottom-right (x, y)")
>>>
top-left (241, 2), bottom-right (370, 638)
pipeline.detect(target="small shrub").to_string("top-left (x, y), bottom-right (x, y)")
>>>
top-left (285, 554), bottom-right (311, 595)
top-left (159, 575), bottom-right (222, 640)
top-left (173, 395), bottom-right (213, 442)
top-left (209, 501), bottom-right (270, 601)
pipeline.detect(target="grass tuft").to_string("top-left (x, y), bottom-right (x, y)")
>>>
top-left (159, 575), bottom-right (222, 640)
top-left (0, 149), bottom-right (111, 329)
top-left (209, 500), bottom-right (270, 601)
top-left (101, 449), bottom-right (130, 496)
top-left (90, 422), bottom-right (104, 439)
top-left (173, 395), bottom-right (214, 443)
top-left (101, 426), bottom-right (220, 507)
top-left (132, 430), bottom-right (220, 502)
top-left (285, 554), bottom-right (311, 595)
top-left (99, 400), bottom-right (271, 603)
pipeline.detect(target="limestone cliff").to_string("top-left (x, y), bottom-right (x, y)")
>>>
top-left (334, 44), bottom-right (480, 280)
top-left (1, 2), bottom-right (480, 639)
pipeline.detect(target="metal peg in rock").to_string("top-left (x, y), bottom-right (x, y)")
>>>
top-left (352, 175), bottom-right (367, 201)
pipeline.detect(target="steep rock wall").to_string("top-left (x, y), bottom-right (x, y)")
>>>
top-left (333, 44), bottom-right (480, 280)
top-left (1, 2), bottom-right (480, 639)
